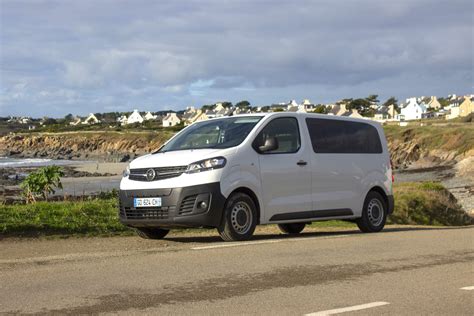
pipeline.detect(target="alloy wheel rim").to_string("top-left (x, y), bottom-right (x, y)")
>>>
top-left (367, 198), bottom-right (384, 226)
top-left (231, 202), bottom-right (252, 234)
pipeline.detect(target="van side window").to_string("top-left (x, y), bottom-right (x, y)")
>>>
top-left (305, 118), bottom-right (382, 154)
top-left (254, 117), bottom-right (300, 154)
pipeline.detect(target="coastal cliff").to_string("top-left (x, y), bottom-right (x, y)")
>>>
top-left (1, 124), bottom-right (473, 168)
top-left (384, 125), bottom-right (473, 169)
top-left (0, 131), bottom-right (174, 162)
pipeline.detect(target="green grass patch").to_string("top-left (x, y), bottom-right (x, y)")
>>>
top-left (389, 182), bottom-right (472, 226)
top-left (1, 181), bottom-right (471, 238)
top-left (0, 198), bottom-right (133, 238)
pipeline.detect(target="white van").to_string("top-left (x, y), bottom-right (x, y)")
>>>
top-left (119, 113), bottom-right (394, 241)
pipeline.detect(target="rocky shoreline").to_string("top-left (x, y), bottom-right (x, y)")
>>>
top-left (0, 132), bottom-right (172, 163)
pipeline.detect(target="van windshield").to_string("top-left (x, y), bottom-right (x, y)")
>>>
top-left (158, 116), bottom-right (263, 152)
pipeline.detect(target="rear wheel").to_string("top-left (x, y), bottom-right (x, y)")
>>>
top-left (218, 193), bottom-right (257, 241)
top-left (356, 191), bottom-right (387, 233)
top-left (278, 223), bottom-right (306, 234)
top-left (135, 227), bottom-right (169, 239)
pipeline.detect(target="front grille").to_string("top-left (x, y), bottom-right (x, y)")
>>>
top-left (123, 207), bottom-right (172, 220)
top-left (179, 195), bottom-right (197, 215)
top-left (129, 166), bottom-right (187, 182)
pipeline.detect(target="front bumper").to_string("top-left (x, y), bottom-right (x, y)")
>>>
top-left (119, 182), bottom-right (226, 228)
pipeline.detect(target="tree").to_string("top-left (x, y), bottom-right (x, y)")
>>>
top-left (348, 98), bottom-right (373, 117)
top-left (94, 113), bottom-right (103, 121)
top-left (42, 117), bottom-right (57, 125)
top-left (348, 98), bottom-right (370, 111)
top-left (366, 94), bottom-right (379, 104)
top-left (221, 102), bottom-right (233, 108)
top-left (64, 113), bottom-right (74, 121)
top-left (383, 96), bottom-right (399, 112)
top-left (201, 104), bottom-right (214, 111)
top-left (235, 100), bottom-right (251, 108)
top-left (438, 97), bottom-right (450, 108)
top-left (337, 98), bottom-right (353, 105)
top-left (313, 104), bottom-right (327, 114)
top-left (20, 166), bottom-right (64, 203)
top-left (383, 97), bottom-right (398, 107)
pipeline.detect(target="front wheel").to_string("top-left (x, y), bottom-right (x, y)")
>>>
top-left (135, 228), bottom-right (169, 239)
top-left (356, 191), bottom-right (387, 233)
top-left (278, 223), bottom-right (306, 234)
top-left (217, 193), bottom-right (257, 241)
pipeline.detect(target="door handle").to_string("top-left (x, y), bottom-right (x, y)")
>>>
top-left (297, 160), bottom-right (308, 166)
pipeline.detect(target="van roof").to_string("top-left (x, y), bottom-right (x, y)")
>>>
top-left (207, 112), bottom-right (381, 127)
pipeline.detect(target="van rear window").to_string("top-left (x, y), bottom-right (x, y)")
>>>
top-left (305, 118), bottom-right (382, 154)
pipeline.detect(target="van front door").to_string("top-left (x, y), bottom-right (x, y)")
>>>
top-left (253, 117), bottom-right (312, 222)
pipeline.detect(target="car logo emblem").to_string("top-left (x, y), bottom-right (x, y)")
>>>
top-left (146, 169), bottom-right (156, 181)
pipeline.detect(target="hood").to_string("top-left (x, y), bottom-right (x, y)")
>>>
top-left (129, 148), bottom-right (234, 169)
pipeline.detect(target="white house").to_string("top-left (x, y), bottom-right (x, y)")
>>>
top-left (18, 117), bottom-right (31, 124)
top-left (374, 105), bottom-right (399, 122)
top-left (446, 105), bottom-right (460, 120)
top-left (341, 109), bottom-right (364, 119)
top-left (7, 116), bottom-right (31, 124)
top-left (69, 117), bottom-right (82, 126)
top-left (116, 115), bottom-right (128, 125)
top-left (286, 100), bottom-right (299, 111)
top-left (162, 113), bottom-right (181, 127)
top-left (205, 103), bottom-right (230, 118)
top-left (399, 98), bottom-right (427, 121)
top-left (82, 113), bottom-right (100, 125)
top-left (297, 105), bottom-right (307, 113)
top-left (126, 110), bottom-right (144, 125)
top-left (144, 111), bottom-right (157, 121)
top-left (426, 96), bottom-right (441, 110)
top-left (328, 103), bottom-right (348, 116)
top-left (182, 107), bottom-right (197, 125)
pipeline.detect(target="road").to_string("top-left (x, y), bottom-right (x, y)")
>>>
top-left (1, 226), bottom-right (473, 315)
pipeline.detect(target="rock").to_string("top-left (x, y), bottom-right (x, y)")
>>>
top-left (120, 154), bottom-right (130, 162)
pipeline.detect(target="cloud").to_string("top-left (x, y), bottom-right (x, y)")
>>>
top-left (0, 0), bottom-right (472, 116)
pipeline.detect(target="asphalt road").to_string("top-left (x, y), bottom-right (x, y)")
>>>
top-left (1, 226), bottom-right (473, 315)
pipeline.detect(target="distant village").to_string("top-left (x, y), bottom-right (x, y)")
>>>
top-left (4, 94), bottom-right (473, 130)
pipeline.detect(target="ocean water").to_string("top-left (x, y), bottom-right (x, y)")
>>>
top-left (0, 157), bottom-right (83, 168)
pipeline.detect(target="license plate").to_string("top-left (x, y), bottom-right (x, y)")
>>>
top-left (134, 197), bottom-right (162, 208)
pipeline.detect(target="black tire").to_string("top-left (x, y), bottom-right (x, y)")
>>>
top-left (278, 223), bottom-right (306, 234)
top-left (217, 193), bottom-right (257, 241)
top-left (135, 227), bottom-right (169, 239)
top-left (356, 191), bottom-right (387, 233)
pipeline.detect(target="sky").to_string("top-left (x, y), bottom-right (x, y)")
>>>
top-left (0, 0), bottom-right (472, 117)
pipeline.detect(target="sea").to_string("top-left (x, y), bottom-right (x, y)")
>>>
top-left (0, 157), bottom-right (84, 168)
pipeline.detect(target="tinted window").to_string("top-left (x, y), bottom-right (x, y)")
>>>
top-left (253, 117), bottom-right (300, 154)
top-left (305, 118), bottom-right (382, 154)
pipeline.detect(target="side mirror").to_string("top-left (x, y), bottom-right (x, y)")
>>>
top-left (258, 136), bottom-right (278, 153)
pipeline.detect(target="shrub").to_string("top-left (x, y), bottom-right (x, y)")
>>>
top-left (20, 166), bottom-right (64, 203)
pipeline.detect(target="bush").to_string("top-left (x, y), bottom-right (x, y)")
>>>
top-left (20, 166), bottom-right (64, 203)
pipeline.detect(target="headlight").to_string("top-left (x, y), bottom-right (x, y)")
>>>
top-left (186, 157), bottom-right (227, 174)
top-left (123, 165), bottom-right (130, 177)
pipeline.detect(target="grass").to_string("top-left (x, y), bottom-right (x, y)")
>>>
top-left (0, 198), bottom-right (134, 238)
top-left (389, 182), bottom-right (472, 226)
top-left (0, 182), bottom-right (471, 238)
